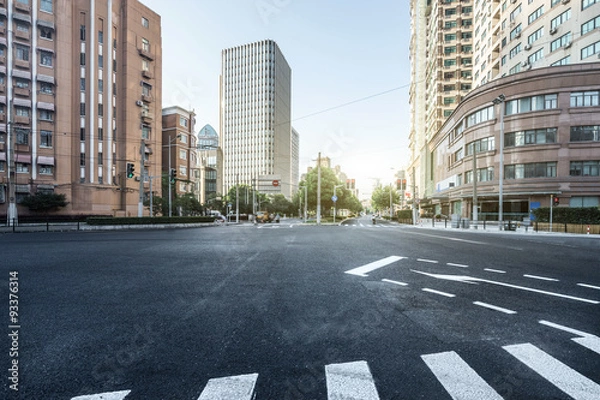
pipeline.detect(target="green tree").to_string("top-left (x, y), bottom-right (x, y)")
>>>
top-left (174, 193), bottom-right (202, 216)
top-left (226, 184), bottom-right (256, 214)
top-left (270, 193), bottom-right (294, 215)
top-left (300, 166), bottom-right (362, 216)
top-left (371, 184), bottom-right (400, 214)
top-left (20, 192), bottom-right (68, 213)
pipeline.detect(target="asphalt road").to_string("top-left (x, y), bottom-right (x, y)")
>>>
top-left (2, 218), bottom-right (599, 399)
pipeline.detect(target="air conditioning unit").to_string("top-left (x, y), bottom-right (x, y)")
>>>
top-left (521, 61), bottom-right (529, 67)
top-left (562, 0), bottom-right (570, 4)
top-left (515, 32), bottom-right (521, 39)
top-left (564, 41), bottom-right (572, 49)
top-left (135, 100), bottom-right (143, 107)
top-left (524, 44), bottom-right (532, 51)
top-left (550, 27), bottom-right (557, 35)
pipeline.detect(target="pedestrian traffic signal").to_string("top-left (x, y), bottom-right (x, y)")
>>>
top-left (126, 163), bottom-right (135, 179)
top-left (169, 168), bottom-right (177, 184)
top-left (553, 196), bottom-right (559, 206)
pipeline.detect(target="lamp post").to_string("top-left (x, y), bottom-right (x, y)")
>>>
top-left (6, 121), bottom-right (17, 226)
top-left (492, 94), bottom-right (506, 230)
top-left (299, 184), bottom-right (307, 222)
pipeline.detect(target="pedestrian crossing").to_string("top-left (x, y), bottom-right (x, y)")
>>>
top-left (71, 340), bottom-right (600, 400)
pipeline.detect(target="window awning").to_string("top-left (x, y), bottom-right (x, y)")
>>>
top-left (0, 37), bottom-right (7, 46)
top-left (36, 19), bottom-right (55, 29)
top-left (13, 13), bottom-right (31, 24)
top-left (16, 154), bottom-right (31, 164)
top-left (37, 74), bottom-right (54, 84)
top-left (37, 101), bottom-right (54, 111)
top-left (0, 152), bottom-right (5, 161)
top-left (0, 96), bottom-right (5, 104)
top-left (13, 98), bottom-right (31, 107)
top-left (38, 156), bottom-right (54, 165)
top-left (12, 69), bottom-right (31, 79)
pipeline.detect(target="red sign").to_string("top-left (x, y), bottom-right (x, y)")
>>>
top-left (272, 180), bottom-right (280, 187)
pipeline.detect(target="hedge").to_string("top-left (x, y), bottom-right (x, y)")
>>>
top-left (531, 207), bottom-right (600, 224)
top-left (86, 216), bottom-right (215, 225)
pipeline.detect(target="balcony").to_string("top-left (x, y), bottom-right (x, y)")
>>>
top-left (141, 111), bottom-right (153, 123)
top-left (142, 69), bottom-right (153, 79)
top-left (142, 93), bottom-right (153, 103)
top-left (138, 47), bottom-right (154, 61)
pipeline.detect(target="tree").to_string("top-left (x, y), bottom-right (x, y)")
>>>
top-left (174, 193), bottom-right (202, 216)
top-left (371, 184), bottom-right (400, 214)
top-left (300, 166), bottom-right (362, 216)
top-left (270, 193), bottom-right (294, 215)
top-left (20, 192), bottom-right (68, 213)
top-left (226, 184), bottom-right (255, 214)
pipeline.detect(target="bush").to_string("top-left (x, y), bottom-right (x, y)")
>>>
top-left (531, 207), bottom-right (600, 224)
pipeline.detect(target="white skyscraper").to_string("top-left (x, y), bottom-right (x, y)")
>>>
top-left (220, 39), bottom-right (293, 199)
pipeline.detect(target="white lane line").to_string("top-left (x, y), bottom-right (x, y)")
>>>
top-left (345, 256), bottom-right (405, 277)
top-left (484, 268), bottom-right (506, 274)
top-left (325, 361), bottom-right (380, 400)
top-left (422, 288), bottom-right (455, 298)
top-left (473, 301), bottom-right (517, 314)
top-left (447, 262), bottom-right (469, 268)
top-left (411, 270), bottom-right (600, 304)
top-left (524, 274), bottom-right (559, 282)
top-left (382, 278), bottom-right (409, 287)
top-left (197, 373), bottom-right (258, 400)
top-left (578, 283), bottom-right (600, 290)
top-left (421, 351), bottom-right (503, 400)
top-left (504, 343), bottom-right (600, 400)
top-left (418, 258), bottom-right (439, 264)
top-left (573, 336), bottom-right (600, 356)
top-left (72, 391), bottom-right (131, 400)
top-left (539, 320), bottom-right (595, 337)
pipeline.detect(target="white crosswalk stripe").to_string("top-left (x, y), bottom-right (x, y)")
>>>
top-left (325, 361), bottom-right (380, 400)
top-left (70, 342), bottom-right (599, 400)
top-left (421, 351), bottom-right (503, 400)
top-left (504, 343), bottom-right (600, 400)
top-left (197, 373), bottom-right (258, 400)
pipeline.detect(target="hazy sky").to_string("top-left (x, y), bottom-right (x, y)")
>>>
top-left (140, 0), bottom-right (411, 197)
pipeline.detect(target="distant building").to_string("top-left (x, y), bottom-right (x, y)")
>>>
top-left (197, 124), bottom-right (223, 205)
top-left (220, 39), bottom-right (293, 198)
top-left (162, 107), bottom-right (199, 202)
top-left (1, 0), bottom-right (162, 221)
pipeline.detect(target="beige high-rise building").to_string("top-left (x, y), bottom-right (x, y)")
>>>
top-left (0, 0), bottom-right (162, 222)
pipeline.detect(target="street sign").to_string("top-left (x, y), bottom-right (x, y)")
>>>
top-left (272, 180), bottom-right (280, 186)
top-left (332, 195), bottom-right (338, 202)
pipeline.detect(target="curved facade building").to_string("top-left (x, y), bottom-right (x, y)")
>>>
top-left (428, 63), bottom-right (600, 221)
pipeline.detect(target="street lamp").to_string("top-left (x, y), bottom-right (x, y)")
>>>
top-left (6, 121), bottom-right (17, 226)
top-left (492, 94), bottom-right (506, 230)
top-left (299, 184), bottom-right (307, 222)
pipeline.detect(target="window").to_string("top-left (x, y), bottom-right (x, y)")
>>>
top-left (445, 8), bottom-right (457, 16)
top-left (551, 56), bottom-right (571, 66)
top-left (98, 103), bottom-right (103, 116)
top-left (40, 0), bottom-right (52, 13)
top-left (509, 44), bottom-right (522, 59)
top-left (445, 33), bottom-right (457, 42)
top-left (505, 162), bottom-right (557, 179)
top-left (528, 27), bottom-right (544, 45)
top-left (16, 163), bottom-right (29, 173)
top-left (551, 9), bottom-right (571, 30)
top-left (80, 153), bottom-right (85, 166)
top-left (142, 17), bottom-right (149, 28)
top-left (465, 106), bottom-right (493, 127)
top-left (179, 150), bottom-right (187, 160)
top-left (570, 125), bottom-right (600, 142)
top-left (551, 33), bottom-right (571, 51)
top-left (179, 166), bottom-right (187, 176)
top-left (180, 134), bottom-right (188, 144)
top-left (142, 125), bottom-right (150, 140)
top-left (16, 22), bottom-right (29, 34)
top-left (15, 107), bottom-right (30, 117)
top-left (16, 45), bottom-right (29, 61)
top-left (16, 128), bottom-right (29, 145)
top-left (179, 117), bottom-right (188, 128)
top-left (570, 161), bottom-right (600, 176)
top-left (80, 52), bottom-right (85, 66)
top-left (142, 59), bottom-right (150, 71)
top-left (581, 41), bottom-right (600, 59)
top-left (583, 0), bottom-right (599, 10)
top-left (510, 24), bottom-right (522, 40)
top-left (445, 46), bottom-right (457, 55)
top-left (98, 152), bottom-right (103, 165)
top-left (40, 51), bottom-right (53, 67)
top-left (98, 127), bottom-right (103, 141)
top-left (505, 128), bottom-right (557, 147)
top-left (80, 25), bottom-right (85, 41)
top-left (98, 79), bottom-right (103, 93)
top-left (142, 38), bottom-right (150, 52)
top-left (466, 137), bottom-right (495, 155)
top-left (570, 91), bottom-right (600, 107)
top-left (40, 27), bottom-right (53, 40)
top-left (528, 48), bottom-right (544, 64)
top-left (582, 16), bottom-right (600, 35)
top-left (98, 54), bottom-right (103, 67)
top-left (80, 103), bottom-right (85, 116)
top-left (453, 148), bottom-right (463, 163)
top-left (510, 4), bottom-right (522, 22)
top-left (528, 6), bottom-right (543, 24)
top-left (39, 165), bottom-right (53, 175)
top-left (16, 79), bottom-right (29, 89)
top-left (505, 94), bottom-right (557, 115)
top-left (142, 83), bottom-right (151, 97)
top-left (39, 110), bottom-right (53, 121)
top-left (98, 31), bottom-right (103, 44)
top-left (80, 128), bottom-right (86, 141)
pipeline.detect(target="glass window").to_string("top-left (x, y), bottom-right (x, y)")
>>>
top-left (40, 0), bottom-right (52, 13)
top-left (40, 51), bottom-right (53, 67)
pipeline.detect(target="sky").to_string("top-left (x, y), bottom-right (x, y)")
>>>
top-left (140, 0), bottom-right (412, 198)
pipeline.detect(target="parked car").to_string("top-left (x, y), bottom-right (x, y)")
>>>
top-left (255, 211), bottom-right (274, 223)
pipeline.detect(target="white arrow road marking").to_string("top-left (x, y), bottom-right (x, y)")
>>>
top-left (197, 373), bottom-right (258, 400)
top-left (71, 391), bottom-right (131, 400)
top-left (325, 361), bottom-right (380, 400)
top-left (345, 256), bottom-right (405, 277)
top-left (411, 270), bottom-right (600, 304)
top-left (539, 320), bottom-right (600, 356)
top-left (421, 351), bottom-right (503, 400)
top-left (505, 343), bottom-right (600, 400)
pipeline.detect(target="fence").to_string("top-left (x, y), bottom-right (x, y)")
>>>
top-left (1, 219), bottom-right (83, 233)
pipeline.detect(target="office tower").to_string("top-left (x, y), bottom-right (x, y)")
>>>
top-left (1, 0), bottom-right (162, 222)
top-left (220, 39), bottom-right (293, 199)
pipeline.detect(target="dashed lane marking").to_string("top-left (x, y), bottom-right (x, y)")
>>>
top-left (524, 274), bottom-right (559, 282)
top-left (422, 288), bottom-right (456, 298)
top-left (484, 268), bottom-right (506, 274)
top-left (578, 283), bottom-right (600, 290)
top-left (447, 262), bottom-right (469, 268)
top-left (382, 278), bottom-right (409, 287)
top-left (417, 258), bottom-right (439, 264)
top-left (473, 301), bottom-right (517, 315)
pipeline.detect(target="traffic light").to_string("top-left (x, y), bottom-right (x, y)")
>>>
top-left (126, 163), bottom-right (135, 179)
top-left (346, 179), bottom-right (351, 189)
top-left (169, 168), bottom-right (177, 184)
top-left (553, 196), bottom-right (560, 206)
top-left (350, 179), bottom-right (355, 190)
top-left (402, 179), bottom-right (407, 191)
top-left (396, 179), bottom-right (402, 190)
